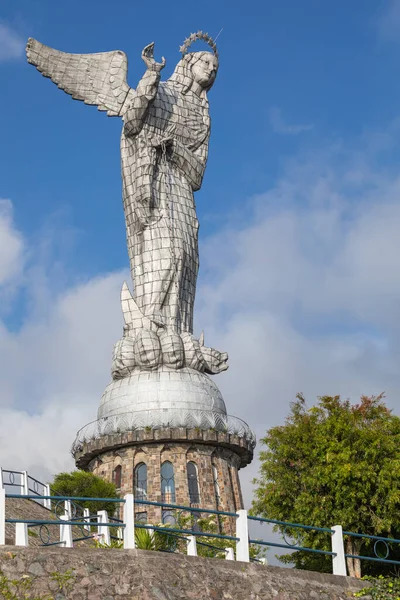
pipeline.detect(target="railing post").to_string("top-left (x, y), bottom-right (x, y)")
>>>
top-left (15, 523), bottom-right (29, 547)
top-left (0, 488), bottom-right (5, 545)
top-left (187, 535), bottom-right (197, 556)
top-left (236, 509), bottom-right (250, 562)
top-left (225, 547), bottom-right (235, 561)
top-left (83, 507), bottom-right (90, 532)
top-left (64, 500), bottom-right (72, 519)
top-left (60, 514), bottom-right (73, 548)
top-left (22, 471), bottom-right (29, 495)
top-left (97, 510), bottom-right (111, 546)
top-left (331, 525), bottom-right (347, 576)
top-left (44, 485), bottom-right (51, 510)
top-left (117, 525), bottom-right (123, 541)
top-left (123, 494), bottom-right (135, 549)
top-left (0, 467), bottom-right (3, 490)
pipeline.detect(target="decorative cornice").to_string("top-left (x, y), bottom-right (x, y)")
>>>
top-left (73, 424), bottom-right (254, 470)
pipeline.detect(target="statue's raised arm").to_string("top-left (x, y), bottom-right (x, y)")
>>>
top-left (122, 42), bottom-right (165, 137)
top-left (26, 38), bottom-right (130, 116)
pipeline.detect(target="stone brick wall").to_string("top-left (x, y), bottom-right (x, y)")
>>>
top-left (74, 427), bottom-right (253, 470)
top-left (87, 435), bottom-right (243, 530)
top-left (0, 546), bottom-right (369, 600)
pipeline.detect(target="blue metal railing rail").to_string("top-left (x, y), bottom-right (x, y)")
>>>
top-left (1, 469), bottom-right (52, 510)
top-left (5, 494), bottom-right (126, 547)
top-left (3, 493), bottom-right (244, 559)
top-left (6, 494), bottom-right (125, 503)
top-left (342, 529), bottom-right (400, 567)
top-left (6, 519), bottom-right (121, 527)
top-left (135, 497), bottom-right (238, 518)
top-left (132, 525), bottom-right (233, 558)
top-left (248, 515), bottom-right (335, 558)
top-left (1, 470), bottom-right (24, 488)
top-left (132, 497), bottom-right (239, 548)
top-left (248, 514), bottom-right (332, 532)
top-left (135, 522), bottom-right (238, 542)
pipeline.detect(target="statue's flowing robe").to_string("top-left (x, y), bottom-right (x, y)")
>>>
top-left (121, 75), bottom-right (210, 334)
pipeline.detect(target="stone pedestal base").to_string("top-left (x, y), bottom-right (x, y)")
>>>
top-left (74, 427), bottom-right (253, 530)
top-left (72, 365), bottom-right (255, 533)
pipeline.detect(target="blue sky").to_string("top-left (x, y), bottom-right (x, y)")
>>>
top-left (2, 1), bottom-right (400, 553)
top-left (3, 0), bottom-right (400, 284)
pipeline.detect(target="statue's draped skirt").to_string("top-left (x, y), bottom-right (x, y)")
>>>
top-left (121, 82), bottom-right (209, 334)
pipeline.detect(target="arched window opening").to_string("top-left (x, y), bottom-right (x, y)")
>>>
top-left (213, 464), bottom-right (223, 533)
top-left (187, 461), bottom-right (200, 505)
top-left (161, 461), bottom-right (176, 503)
top-left (229, 467), bottom-right (237, 511)
top-left (112, 465), bottom-right (122, 489)
top-left (161, 509), bottom-right (176, 525)
top-left (134, 463), bottom-right (147, 500)
top-left (212, 465), bottom-right (221, 506)
top-left (135, 511), bottom-right (148, 524)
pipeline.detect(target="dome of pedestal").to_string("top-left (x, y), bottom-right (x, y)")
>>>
top-left (98, 367), bottom-right (227, 421)
top-left (72, 367), bottom-right (256, 467)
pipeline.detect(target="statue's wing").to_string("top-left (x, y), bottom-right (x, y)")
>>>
top-left (26, 38), bottom-right (130, 117)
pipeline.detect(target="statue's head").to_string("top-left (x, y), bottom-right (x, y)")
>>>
top-left (169, 31), bottom-right (219, 95)
top-left (190, 52), bottom-right (219, 88)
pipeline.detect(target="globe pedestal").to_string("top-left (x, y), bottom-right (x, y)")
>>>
top-left (98, 367), bottom-right (228, 420)
top-left (72, 368), bottom-right (255, 524)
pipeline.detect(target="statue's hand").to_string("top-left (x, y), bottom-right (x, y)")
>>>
top-left (141, 42), bottom-right (166, 73)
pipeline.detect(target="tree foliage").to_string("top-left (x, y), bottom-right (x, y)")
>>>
top-left (50, 470), bottom-right (118, 516)
top-left (251, 394), bottom-right (400, 577)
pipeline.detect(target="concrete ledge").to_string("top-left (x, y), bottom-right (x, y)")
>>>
top-left (0, 546), bottom-right (368, 600)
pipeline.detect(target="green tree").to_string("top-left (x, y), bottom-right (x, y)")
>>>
top-left (251, 394), bottom-right (400, 578)
top-left (50, 470), bottom-right (118, 516)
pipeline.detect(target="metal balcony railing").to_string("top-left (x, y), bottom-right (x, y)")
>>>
top-left (71, 409), bottom-right (256, 455)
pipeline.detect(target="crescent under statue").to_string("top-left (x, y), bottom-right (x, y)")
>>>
top-left (26, 32), bottom-right (228, 378)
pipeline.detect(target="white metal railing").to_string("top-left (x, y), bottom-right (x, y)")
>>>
top-left (0, 468), bottom-right (51, 509)
top-left (0, 491), bottom-right (349, 575)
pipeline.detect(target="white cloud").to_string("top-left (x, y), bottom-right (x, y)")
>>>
top-left (0, 200), bottom-right (24, 286)
top-left (0, 23), bottom-right (24, 62)
top-left (269, 106), bottom-right (314, 135)
top-left (0, 271), bottom-right (125, 408)
top-left (0, 405), bottom-right (92, 483)
top-left (0, 211), bottom-right (126, 478)
top-left (376, 0), bottom-right (400, 43)
top-left (0, 200), bottom-right (24, 312)
top-left (0, 279), bottom-right (123, 480)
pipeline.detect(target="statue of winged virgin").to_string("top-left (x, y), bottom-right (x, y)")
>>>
top-left (27, 32), bottom-right (228, 376)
